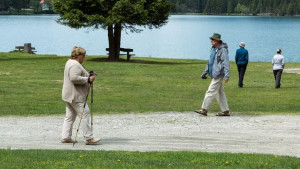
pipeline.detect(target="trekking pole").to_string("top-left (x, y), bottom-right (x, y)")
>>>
top-left (88, 71), bottom-right (97, 132)
top-left (90, 83), bottom-right (94, 132)
top-left (73, 85), bottom-right (91, 147)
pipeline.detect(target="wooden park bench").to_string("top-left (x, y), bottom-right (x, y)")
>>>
top-left (15, 43), bottom-right (36, 54)
top-left (106, 48), bottom-right (135, 61)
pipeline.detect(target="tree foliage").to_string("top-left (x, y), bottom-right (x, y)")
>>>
top-left (53, 0), bottom-right (172, 60)
top-left (0, 0), bottom-right (53, 13)
top-left (29, 0), bottom-right (41, 13)
top-left (6, 0), bottom-right (30, 11)
top-left (54, 0), bottom-right (171, 31)
top-left (170, 0), bottom-right (300, 16)
top-left (1, 0), bottom-right (300, 16)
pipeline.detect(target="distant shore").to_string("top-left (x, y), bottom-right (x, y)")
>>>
top-left (172, 13), bottom-right (300, 17)
top-left (1, 12), bottom-right (300, 17)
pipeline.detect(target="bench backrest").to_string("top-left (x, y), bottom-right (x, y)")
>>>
top-left (106, 48), bottom-right (133, 52)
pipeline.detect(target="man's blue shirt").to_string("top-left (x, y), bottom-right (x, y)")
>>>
top-left (209, 47), bottom-right (217, 76)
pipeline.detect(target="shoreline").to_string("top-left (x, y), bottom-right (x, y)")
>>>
top-left (2, 52), bottom-right (300, 63)
top-left (1, 13), bottom-right (300, 17)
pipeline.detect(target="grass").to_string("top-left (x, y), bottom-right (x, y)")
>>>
top-left (1, 52), bottom-right (300, 116)
top-left (1, 52), bottom-right (300, 168)
top-left (0, 149), bottom-right (299, 169)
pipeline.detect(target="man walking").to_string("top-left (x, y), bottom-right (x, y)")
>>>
top-left (272, 49), bottom-right (285, 88)
top-left (235, 42), bottom-right (248, 88)
top-left (195, 33), bottom-right (230, 116)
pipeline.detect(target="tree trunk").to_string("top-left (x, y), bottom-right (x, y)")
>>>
top-left (108, 25), bottom-right (115, 60)
top-left (107, 24), bottom-right (122, 60)
top-left (114, 23), bottom-right (122, 60)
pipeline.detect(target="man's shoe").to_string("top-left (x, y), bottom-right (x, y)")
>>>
top-left (85, 138), bottom-right (100, 145)
top-left (194, 109), bottom-right (208, 116)
top-left (61, 138), bottom-right (76, 143)
top-left (216, 111), bottom-right (230, 116)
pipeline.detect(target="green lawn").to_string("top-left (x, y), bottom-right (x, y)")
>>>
top-left (0, 150), bottom-right (299, 169)
top-left (1, 52), bottom-right (300, 116)
top-left (1, 52), bottom-right (299, 168)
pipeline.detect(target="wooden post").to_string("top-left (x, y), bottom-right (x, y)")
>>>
top-left (24, 43), bottom-right (32, 53)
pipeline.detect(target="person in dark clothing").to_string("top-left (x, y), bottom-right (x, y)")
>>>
top-left (235, 42), bottom-right (248, 88)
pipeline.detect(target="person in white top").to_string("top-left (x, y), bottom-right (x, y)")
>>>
top-left (61, 46), bottom-right (100, 145)
top-left (272, 49), bottom-right (285, 88)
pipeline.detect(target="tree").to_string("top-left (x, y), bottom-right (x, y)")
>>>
top-left (204, 0), bottom-right (214, 14)
top-left (256, 0), bottom-right (263, 13)
top-left (10, 0), bottom-right (30, 11)
top-left (297, 0), bottom-right (300, 15)
top-left (44, 0), bottom-right (53, 11)
top-left (169, 0), bottom-right (300, 16)
top-left (0, 0), bottom-right (10, 11)
top-left (234, 3), bottom-right (248, 14)
top-left (250, 0), bottom-right (258, 15)
top-left (227, 0), bottom-right (233, 13)
top-left (280, 1), bottom-right (289, 16)
top-left (215, 0), bottom-right (226, 14)
top-left (53, 0), bottom-right (172, 60)
top-left (176, 3), bottom-right (188, 13)
top-left (287, 0), bottom-right (297, 16)
top-left (30, 0), bottom-right (40, 13)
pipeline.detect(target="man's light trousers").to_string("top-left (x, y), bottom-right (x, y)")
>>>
top-left (201, 78), bottom-right (229, 112)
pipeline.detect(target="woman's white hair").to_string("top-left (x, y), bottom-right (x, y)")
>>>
top-left (71, 46), bottom-right (86, 59)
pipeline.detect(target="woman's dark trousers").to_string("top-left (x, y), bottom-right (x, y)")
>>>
top-left (273, 69), bottom-right (283, 88)
top-left (237, 65), bottom-right (247, 87)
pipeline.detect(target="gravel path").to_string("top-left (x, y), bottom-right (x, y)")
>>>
top-left (0, 112), bottom-right (299, 157)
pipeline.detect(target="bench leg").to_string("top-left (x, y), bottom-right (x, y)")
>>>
top-left (127, 52), bottom-right (131, 61)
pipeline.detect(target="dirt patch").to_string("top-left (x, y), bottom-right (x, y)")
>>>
top-left (0, 72), bottom-right (11, 76)
top-left (284, 68), bottom-right (300, 74)
top-left (0, 112), bottom-right (299, 157)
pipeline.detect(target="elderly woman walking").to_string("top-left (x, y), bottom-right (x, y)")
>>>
top-left (61, 46), bottom-right (100, 145)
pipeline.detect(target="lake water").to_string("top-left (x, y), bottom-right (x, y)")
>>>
top-left (1, 15), bottom-right (300, 62)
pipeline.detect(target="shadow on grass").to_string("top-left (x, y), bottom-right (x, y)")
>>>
top-left (87, 57), bottom-right (206, 65)
top-left (242, 86), bottom-right (299, 89)
top-left (240, 86), bottom-right (268, 89)
top-left (274, 86), bottom-right (300, 89)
